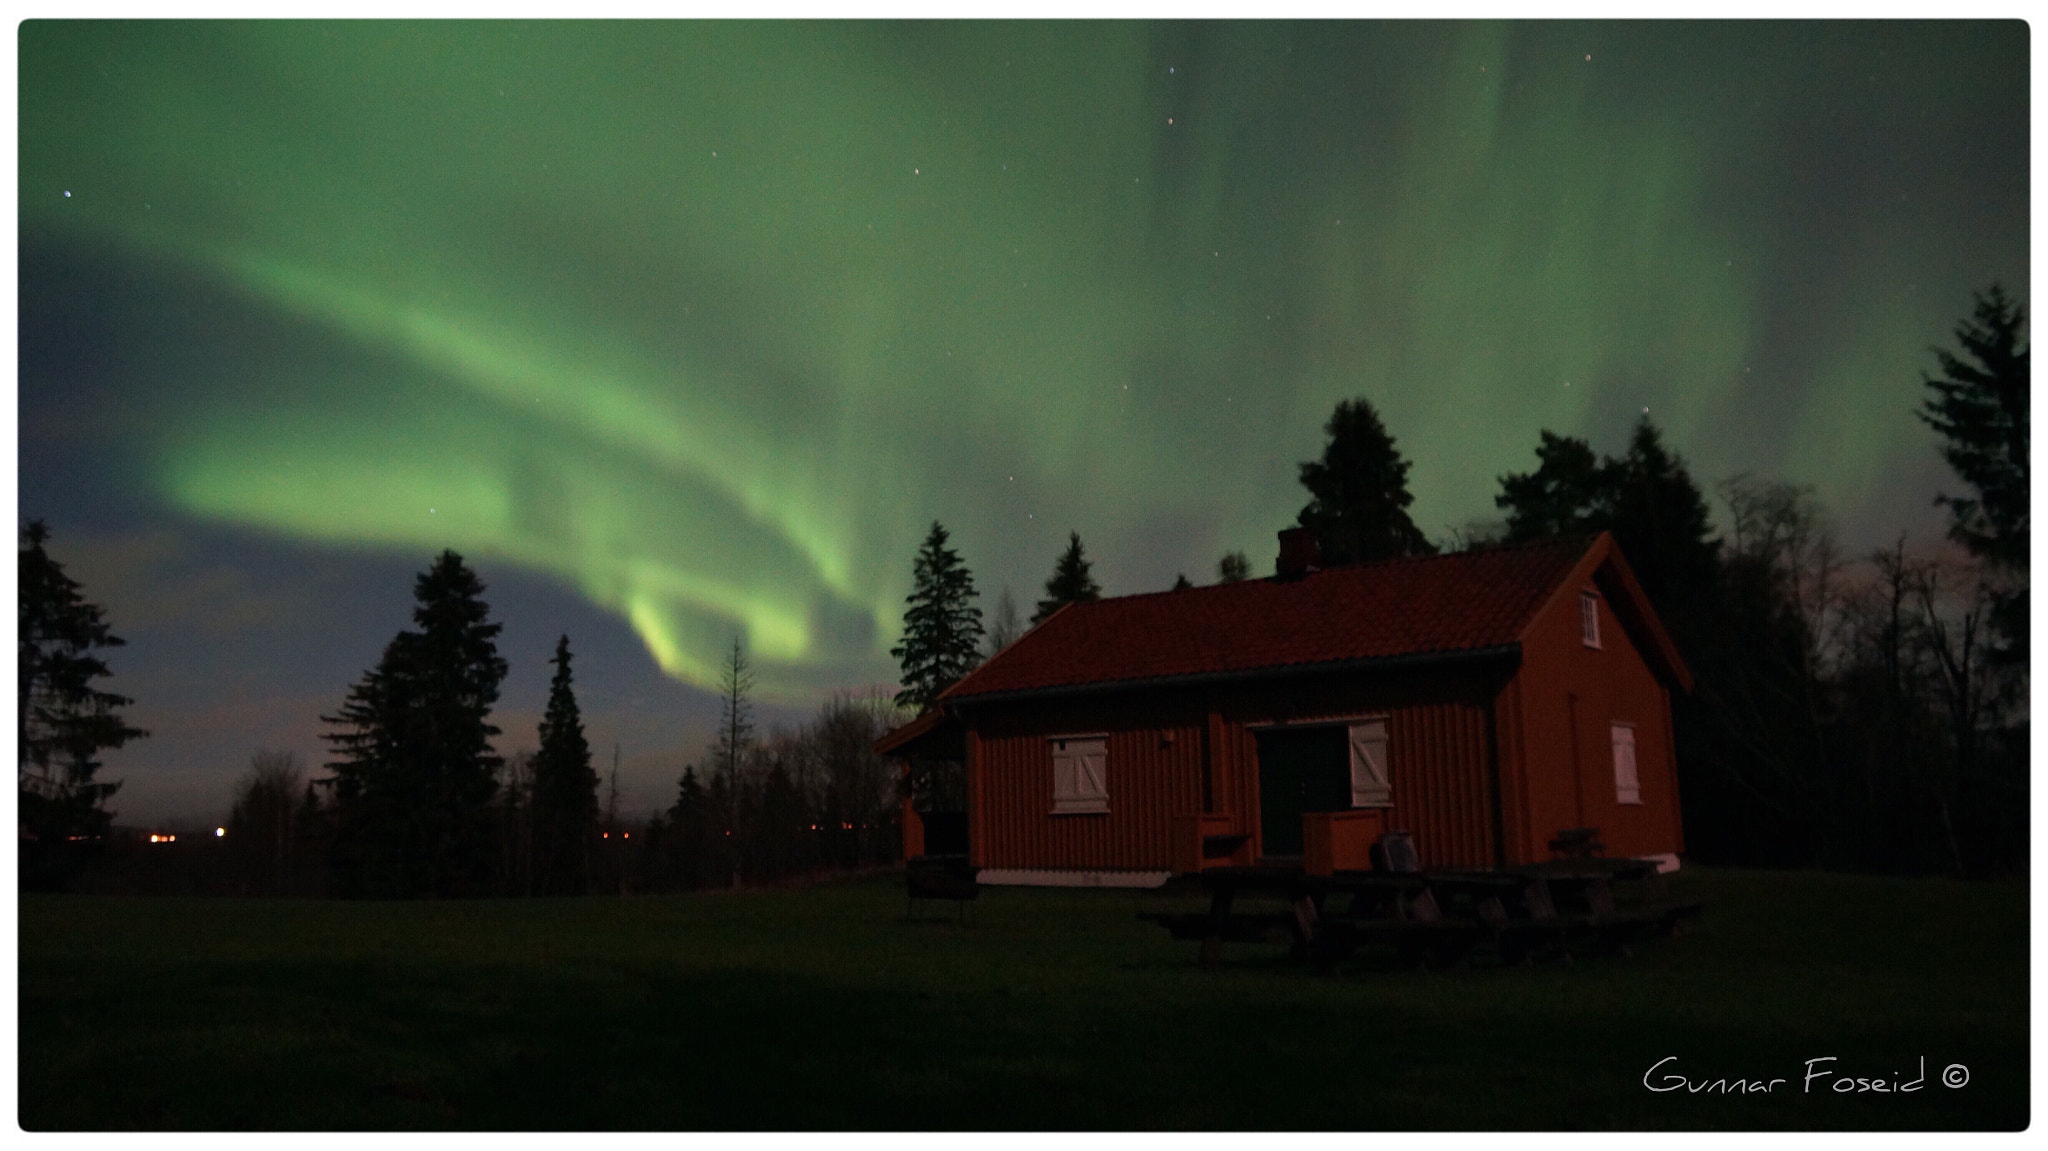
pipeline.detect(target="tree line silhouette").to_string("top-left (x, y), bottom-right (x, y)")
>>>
top-left (19, 287), bottom-right (2027, 891)
top-left (304, 570), bottom-right (909, 898)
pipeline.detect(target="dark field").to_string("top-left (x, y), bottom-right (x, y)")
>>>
top-left (18, 867), bottom-right (2028, 1130)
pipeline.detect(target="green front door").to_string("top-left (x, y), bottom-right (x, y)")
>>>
top-left (1255, 726), bottom-right (1350, 858)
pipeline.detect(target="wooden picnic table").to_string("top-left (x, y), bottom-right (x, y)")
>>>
top-left (1151, 867), bottom-right (1454, 965)
top-left (1144, 861), bottom-right (1700, 969)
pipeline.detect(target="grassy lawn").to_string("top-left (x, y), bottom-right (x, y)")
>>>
top-left (17, 867), bottom-right (2028, 1130)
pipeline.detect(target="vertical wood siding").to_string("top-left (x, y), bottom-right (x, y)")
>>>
top-left (966, 663), bottom-right (1515, 868)
top-left (1508, 563), bottom-right (1688, 863)
top-left (1493, 676), bottom-right (1530, 864)
top-left (971, 693), bottom-right (1205, 870)
top-left (1183, 666), bottom-right (1506, 870)
top-left (1381, 700), bottom-right (1497, 869)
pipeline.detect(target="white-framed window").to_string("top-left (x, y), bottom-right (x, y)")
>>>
top-left (1051, 735), bottom-right (1108, 814)
top-left (1611, 722), bottom-right (1641, 805)
top-left (1347, 719), bottom-right (1392, 808)
top-left (1581, 590), bottom-right (1602, 649)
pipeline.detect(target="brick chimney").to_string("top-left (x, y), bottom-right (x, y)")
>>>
top-left (1275, 527), bottom-right (1321, 579)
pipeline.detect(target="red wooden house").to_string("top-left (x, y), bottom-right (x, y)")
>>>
top-left (878, 530), bottom-right (1691, 886)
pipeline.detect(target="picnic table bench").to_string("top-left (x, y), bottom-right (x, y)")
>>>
top-left (1142, 867), bottom-right (1438, 964)
top-left (1143, 860), bottom-right (1701, 969)
top-left (1504, 861), bottom-right (1702, 956)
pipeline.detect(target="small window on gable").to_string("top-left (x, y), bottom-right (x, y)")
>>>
top-left (1347, 720), bottom-right (1392, 808)
top-left (1581, 590), bottom-right (1602, 649)
top-left (1051, 736), bottom-right (1108, 814)
top-left (1611, 723), bottom-right (1641, 805)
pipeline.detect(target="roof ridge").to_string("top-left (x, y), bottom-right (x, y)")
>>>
top-left (1066, 578), bottom-right (1244, 609)
top-left (1320, 531), bottom-right (1595, 572)
top-left (1060, 532), bottom-right (1596, 608)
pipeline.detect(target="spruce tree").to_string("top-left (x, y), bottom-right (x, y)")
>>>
top-left (18, 520), bottom-right (146, 889)
top-left (1296, 398), bottom-right (1435, 564)
top-left (1920, 285), bottom-right (2028, 662)
top-left (891, 521), bottom-right (985, 709)
top-left (672, 765), bottom-right (706, 818)
top-left (323, 550), bottom-right (507, 898)
top-left (532, 635), bottom-right (599, 895)
top-left (1033, 531), bottom-right (1102, 623)
top-left (1217, 550), bottom-right (1252, 583)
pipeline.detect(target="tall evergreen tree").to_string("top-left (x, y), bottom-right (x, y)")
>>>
top-left (1033, 531), bottom-right (1102, 623)
top-left (322, 550), bottom-right (507, 898)
top-left (1920, 284), bottom-right (2028, 663)
top-left (1296, 398), bottom-right (1435, 564)
top-left (892, 521), bottom-right (985, 708)
top-left (18, 520), bottom-right (146, 889)
top-left (531, 635), bottom-right (599, 895)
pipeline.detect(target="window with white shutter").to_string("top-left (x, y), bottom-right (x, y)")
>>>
top-left (1611, 723), bottom-right (1640, 805)
top-left (1347, 719), bottom-right (1392, 808)
top-left (1051, 736), bottom-right (1108, 813)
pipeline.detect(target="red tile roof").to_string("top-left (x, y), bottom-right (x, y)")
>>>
top-left (941, 534), bottom-right (1599, 702)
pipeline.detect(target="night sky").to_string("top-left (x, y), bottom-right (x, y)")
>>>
top-left (16, 21), bottom-right (2029, 825)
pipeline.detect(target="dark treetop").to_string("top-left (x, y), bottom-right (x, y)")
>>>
top-left (1033, 531), bottom-right (1102, 625)
top-left (1296, 398), bottom-right (1436, 565)
top-left (1920, 285), bottom-right (2029, 664)
top-left (322, 549), bottom-right (508, 898)
top-left (893, 521), bottom-right (985, 710)
top-left (532, 634), bottom-right (600, 894)
top-left (18, 520), bottom-right (146, 887)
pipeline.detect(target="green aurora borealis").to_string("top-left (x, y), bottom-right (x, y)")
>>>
top-left (16, 21), bottom-right (2027, 817)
